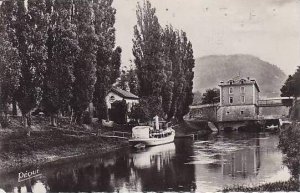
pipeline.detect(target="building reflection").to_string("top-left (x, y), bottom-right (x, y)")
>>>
top-left (193, 133), bottom-right (286, 192)
top-left (221, 139), bottom-right (261, 178)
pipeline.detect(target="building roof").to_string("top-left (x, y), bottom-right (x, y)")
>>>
top-left (110, 87), bottom-right (139, 100)
top-left (218, 76), bottom-right (260, 92)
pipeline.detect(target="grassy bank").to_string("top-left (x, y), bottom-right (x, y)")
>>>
top-left (0, 117), bottom-right (128, 171)
top-left (223, 180), bottom-right (298, 192)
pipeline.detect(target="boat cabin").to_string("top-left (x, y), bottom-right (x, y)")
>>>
top-left (131, 121), bottom-right (172, 139)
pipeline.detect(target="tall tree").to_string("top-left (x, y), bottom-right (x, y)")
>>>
top-left (15, 0), bottom-right (48, 127)
top-left (43, 0), bottom-right (80, 126)
top-left (116, 66), bottom-right (139, 95)
top-left (164, 30), bottom-right (195, 121)
top-left (166, 30), bottom-right (183, 120)
top-left (116, 67), bottom-right (129, 91)
top-left (0, 1), bottom-right (21, 118)
top-left (175, 34), bottom-right (195, 120)
top-left (161, 26), bottom-right (175, 118)
top-left (281, 66), bottom-right (300, 120)
top-left (71, 0), bottom-right (97, 124)
top-left (93, 0), bottom-right (121, 120)
top-left (127, 67), bottom-right (139, 95)
top-left (132, 0), bottom-right (165, 118)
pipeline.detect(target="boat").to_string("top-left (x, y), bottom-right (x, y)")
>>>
top-left (129, 116), bottom-right (175, 147)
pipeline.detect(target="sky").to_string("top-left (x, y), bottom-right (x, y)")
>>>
top-left (112, 0), bottom-right (300, 75)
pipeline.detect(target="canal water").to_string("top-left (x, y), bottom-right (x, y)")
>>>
top-left (0, 132), bottom-right (291, 192)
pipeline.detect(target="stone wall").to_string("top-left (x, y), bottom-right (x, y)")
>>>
top-left (189, 105), bottom-right (218, 121)
top-left (217, 105), bottom-right (258, 122)
top-left (259, 106), bottom-right (290, 119)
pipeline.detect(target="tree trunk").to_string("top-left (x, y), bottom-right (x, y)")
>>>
top-left (53, 115), bottom-right (57, 127)
top-left (75, 111), bottom-right (82, 125)
top-left (290, 97), bottom-right (298, 121)
top-left (70, 109), bottom-right (74, 124)
top-left (50, 115), bottom-right (58, 127)
top-left (12, 99), bottom-right (17, 116)
top-left (23, 114), bottom-right (29, 127)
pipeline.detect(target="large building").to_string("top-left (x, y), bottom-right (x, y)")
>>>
top-left (218, 77), bottom-right (260, 122)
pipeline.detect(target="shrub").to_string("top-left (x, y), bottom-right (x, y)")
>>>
top-left (0, 116), bottom-right (9, 128)
top-left (82, 111), bottom-right (92, 125)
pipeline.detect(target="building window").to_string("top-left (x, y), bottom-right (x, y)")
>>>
top-left (240, 86), bottom-right (245, 93)
top-left (241, 96), bottom-right (245, 103)
top-left (229, 97), bottom-right (233, 104)
top-left (229, 87), bottom-right (233, 94)
top-left (241, 111), bottom-right (244, 115)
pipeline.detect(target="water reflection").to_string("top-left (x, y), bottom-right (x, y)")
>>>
top-left (0, 132), bottom-right (290, 192)
top-left (190, 132), bottom-right (290, 192)
top-left (131, 142), bottom-right (176, 169)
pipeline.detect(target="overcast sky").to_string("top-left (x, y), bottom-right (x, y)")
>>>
top-left (113, 0), bottom-right (300, 75)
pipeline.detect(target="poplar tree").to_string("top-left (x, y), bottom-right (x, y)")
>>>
top-left (0, 1), bottom-right (21, 119)
top-left (161, 26), bottom-right (175, 118)
top-left (15, 0), bottom-right (48, 127)
top-left (93, 0), bottom-right (121, 120)
top-left (127, 67), bottom-right (139, 95)
top-left (43, 0), bottom-right (80, 126)
top-left (71, 0), bottom-right (97, 124)
top-left (175, 33), bottom-right (195, 120)
top-left (166, 30), bottom-right (184, 120)
top-left (132, 0), bottom-right (165, 117)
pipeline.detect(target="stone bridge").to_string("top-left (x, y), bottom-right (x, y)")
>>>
top-left (189, 97), bottom-right (293, 131)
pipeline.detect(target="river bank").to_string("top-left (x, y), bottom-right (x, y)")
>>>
top-left (0, 117), bottom-right (212, 172)
top-left (223, 180), bottom-right (298, 192)
top-left (0, 117), bottom-right (129, 172)
top-left (0, 130), bottom-right (128, 172)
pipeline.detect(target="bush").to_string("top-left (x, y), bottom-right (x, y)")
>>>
top-left (82, 111), bottom-right (92, 125)
top-left (0, 116), bottom-right (9, 128)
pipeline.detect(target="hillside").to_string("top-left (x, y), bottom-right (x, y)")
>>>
top-left (193, 54), bottom-right (287, 98)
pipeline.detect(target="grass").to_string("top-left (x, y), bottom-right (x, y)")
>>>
top-left (223, 180), bottom-right (299, 192)
top-left (0, 116), bottom-right (128, 171)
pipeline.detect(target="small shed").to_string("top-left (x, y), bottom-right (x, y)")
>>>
top-left (105, 87), bottom-right (139, 112)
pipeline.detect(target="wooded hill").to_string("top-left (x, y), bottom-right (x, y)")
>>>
top-left (193, 54), bottom-right (287, 98)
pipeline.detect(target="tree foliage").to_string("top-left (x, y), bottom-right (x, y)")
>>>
top-left (0, 2), bottom-right (21, 116)
top-left (116, 66), bottom-right (139, 95)
top-left (0, 0), bottom-right (122, 127)
top-left (13, 0), bottom-right (49, 126)
top-left (280, 66), bottom-right (300, 120)
top-left (93, 0), bottom-right (121, 120)
top-left (43, 0), bottom-right (80, 120)
top-left (132, 1), bottom-right (195, 121)
top-left (71, 0), bottom-right (98, 124)
top-left (201, 88), bottom-right (220, 104)
top-left (279, 123), bottom-right (300, 184)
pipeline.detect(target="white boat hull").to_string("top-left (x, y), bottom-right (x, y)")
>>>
top-left (129, 132), bottom-right (175, 147)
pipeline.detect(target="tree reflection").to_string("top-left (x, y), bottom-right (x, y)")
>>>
top-left (279, 123), bottom-right (300, 189)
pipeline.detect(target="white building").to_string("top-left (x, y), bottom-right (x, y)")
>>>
top-left (105, 88), bottom-right (139, 112)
